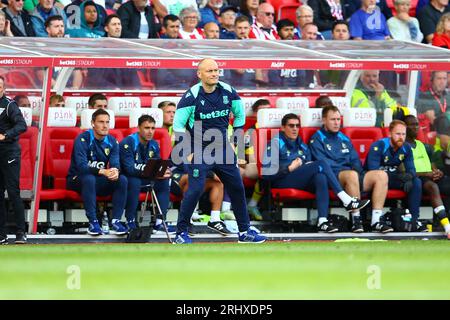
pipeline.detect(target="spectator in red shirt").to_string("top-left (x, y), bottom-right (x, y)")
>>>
top-left (432, 12), bottom-right (450, 48)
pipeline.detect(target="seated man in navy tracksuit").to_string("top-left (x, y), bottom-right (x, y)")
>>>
top-left (119, 115), bottom-right (173, 233)
top-left (365, 119), bottom-right (425, 231)
top-left (67, 108), bottom-right (128, 236)
top-left (262, 113), bottom-right (369, 232)
top-left (309, 105), bottom-right (391, 233)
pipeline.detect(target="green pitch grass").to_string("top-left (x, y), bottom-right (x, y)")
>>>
top-left (1, 240), bottom-right (450, 300)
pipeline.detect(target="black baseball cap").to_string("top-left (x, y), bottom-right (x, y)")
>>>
top-left (220, 5), bottom-right (238, 15)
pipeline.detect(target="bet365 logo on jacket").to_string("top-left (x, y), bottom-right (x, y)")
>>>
top-left (199, 109), bottom-right (229, 119)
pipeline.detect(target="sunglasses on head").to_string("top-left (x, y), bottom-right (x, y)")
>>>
top-left (287, 123), bottom-right (300, 128)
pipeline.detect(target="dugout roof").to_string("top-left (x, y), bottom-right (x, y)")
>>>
top-left (0, 38), bottom-right (447, 71)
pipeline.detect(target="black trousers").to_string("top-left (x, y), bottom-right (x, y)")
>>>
top-left (0, 143), bottom-right (25, 236)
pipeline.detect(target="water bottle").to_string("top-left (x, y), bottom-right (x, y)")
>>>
top-left (102, 211), bottom-right (110, 234)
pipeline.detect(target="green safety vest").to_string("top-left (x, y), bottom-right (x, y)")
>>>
top-left (411, 139), bottom-right (432, 173)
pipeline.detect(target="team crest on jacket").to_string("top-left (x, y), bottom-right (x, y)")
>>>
top-left (223, 96), bottom-right (229, 104)
top-left (105, 148), bottom-right (110, 156)
top-left (399, 154), bottom-right (404, 161)
top-left (124, 144), bottom-right (129, 149)
top-left (149, 151), bottom-right (154, 158)
top-left (326, 144), bottom-right (332, 151)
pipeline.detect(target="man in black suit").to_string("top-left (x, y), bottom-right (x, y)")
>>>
top-left (2, 0), bottom-right (35, 37)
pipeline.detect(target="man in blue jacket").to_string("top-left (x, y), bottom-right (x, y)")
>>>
top-left (262, 113), bottom-right (369, 232)
top-left (67, 109), bottom-right (128, 236)
top-left (172, 58), bottom-right (265, 244)
top-left (365, 119), bottom-right (425, 231)
top-left (309, 105), bottom-right (391, 233)
top-left (119, 115), bottom-right (173, 233)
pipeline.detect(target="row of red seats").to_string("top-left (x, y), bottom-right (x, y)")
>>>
top-left (253, 126), bottom-right (408, 204)
top-left (18, 123), bottom-right (433, 206)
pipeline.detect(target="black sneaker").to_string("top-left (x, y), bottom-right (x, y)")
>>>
top-left (345, 198), bottom-right (371, 212)
top-left (207, 221), bottom-right (232, 236)
top-left (0, 235), bottom-right (8, 245)
top-left (416, 221), bottom-right (428, 232)
top-left (371, 222), bottom-right (393, 233)
top-left (318, 221), bottom-right (339, 233)
top-left (15, 232), bottom-right (27, 244)
top-left (352, 216), bottom-right (364, 233)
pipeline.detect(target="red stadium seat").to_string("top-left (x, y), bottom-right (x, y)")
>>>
top-left (41, 127), bottom-right (81, 200)
top-left (266, 0), bottom-right (301, 21)
top-left (341, 127), bottom-right (383, 165)
top-left (278, 4), bottom-right (300, 25)
top-left (108, 129), bottom-right (124, 142)
top-left (114, 117), bottom-right (129, 129)
top-left (300, 127), bottom-right (319, 144)
top-left (43, 127), bottom-right (81, 190)
top-left (19, 127), bottom-right (38, 191)
top-left (244, 116), bottom-right (257, 131)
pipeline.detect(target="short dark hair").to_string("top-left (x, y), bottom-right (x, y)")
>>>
top-left (45, 15), bottom-right (64, 29)
top-left (315, 96), bottom-right (333, 108)
top-left (332, 20), bottom-right (349, 33)
top-left (251, 98), bottom-right (270, 113)
top-left (138, 115), bottom-right (156, 126)
top-left (158, 100), bottom-right (176, 109)
top-left (389, 119), bottom-right (406, 132)
top-left (92, 108), bottom-right (110, 122)
top-left (163, 14), bottom-right (180, 28)
top-left (13, 94), bottom-right (28, 104)
top-left (281, 113), bottom-right (300, 126)
top-left (404, 115), bottom-right (417, 124)
top-left (88, 93), bottom-right (107, 107)
top-left (235, 15), bottom-right (250, 25)
top-left (322, 105), bottom-right (340, 118)
top-left (276, 19), bottom-right (295, 33)
top-left (105, 14), bottom-right (120, 27)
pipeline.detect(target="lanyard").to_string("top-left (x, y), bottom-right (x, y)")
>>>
top-left (430, 88), bottom-right (447, 114)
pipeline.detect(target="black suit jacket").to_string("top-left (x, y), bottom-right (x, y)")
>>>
top-left (2, 8), bottom-right (36, 37)
top-left (117, 1), bottom-right (160, 39)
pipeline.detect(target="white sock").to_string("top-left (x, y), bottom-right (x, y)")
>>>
top-left (434, 205), bottom-right (446, 214)
top-left (210, 210), bottom-right (221, 222)
top-left (318, 217), bottom-right (328, 226)
top-left (371, 210), bottom-right (383, 225)
top-left (248, 199), bottom-right (258, 207)
top-left (155, 218), bottom-right (162, 225)
top-left (445, 224), bottom-right (450, 234)
top-left (352, 211), bottom-right (360, 217)
top-left (337, 191), bottom-right (353, 207)
top-left (222, 201), bottom-right (231, 212)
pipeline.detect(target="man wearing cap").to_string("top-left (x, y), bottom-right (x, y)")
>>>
top-left (219, 5), bottom-right (237, 39)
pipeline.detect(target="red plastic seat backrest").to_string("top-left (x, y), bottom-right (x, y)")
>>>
top-left (19, 127), bottom-right (38, 190)
top-left (45, 127), bottom-right (81, 189)
top-left (342, 127), bottom-right (383, 165)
